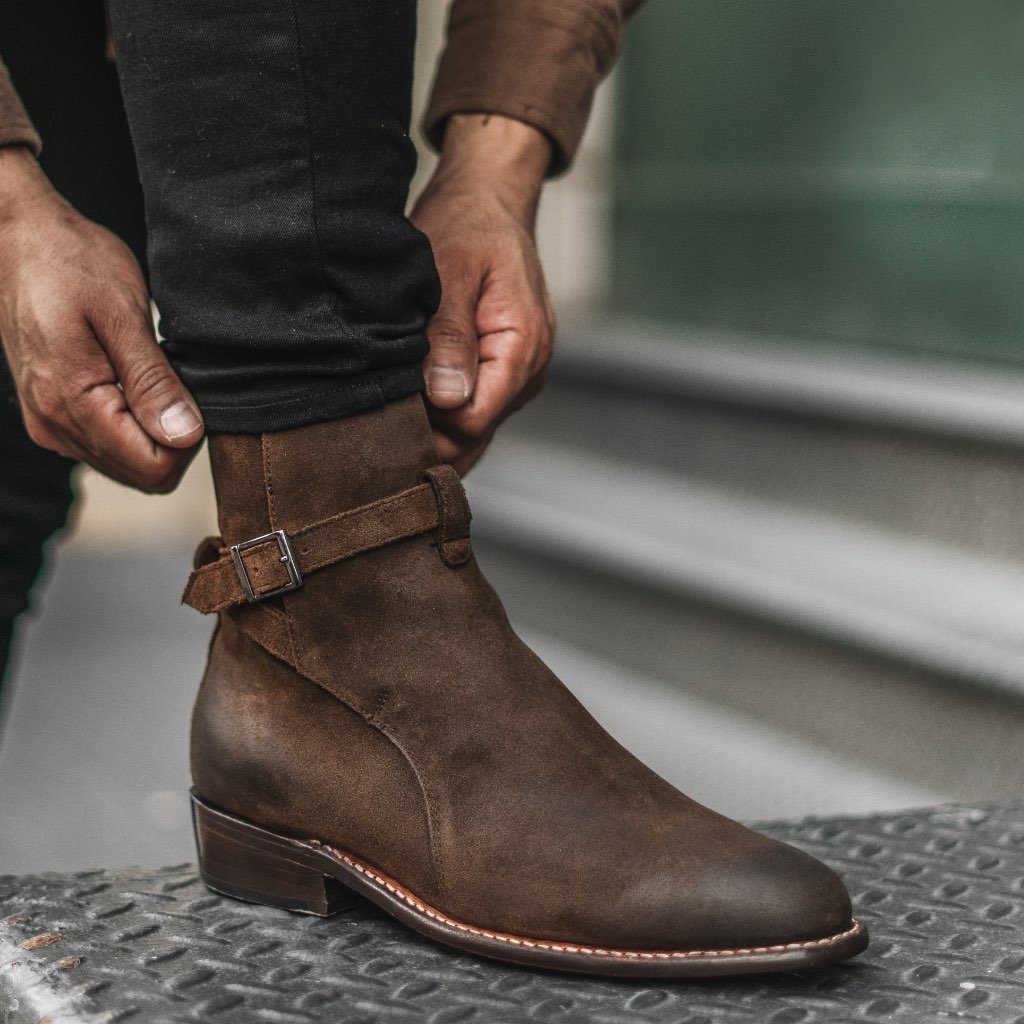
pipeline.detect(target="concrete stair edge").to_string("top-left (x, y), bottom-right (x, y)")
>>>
top-left (468, 438), bottom-right (1024, 701)
top-left (557, 319), bottom-right (1024, 446)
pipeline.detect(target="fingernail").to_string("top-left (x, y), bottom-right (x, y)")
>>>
top-left (159, 400), bottom-right (202, 441)
top-left (426, 367), bottom-right (469, 400)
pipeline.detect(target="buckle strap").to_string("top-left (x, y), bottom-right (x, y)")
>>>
top-left (182, 471), bottom-right (461, 614)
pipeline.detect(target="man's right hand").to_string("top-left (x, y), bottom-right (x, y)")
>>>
top-left (0, 145), bottom-right (203, 493)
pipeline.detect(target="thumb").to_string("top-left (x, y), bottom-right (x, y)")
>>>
top-left (93, 300), bottom-right (204, 448)
top-left (423, 269), bottom-right (480, 410)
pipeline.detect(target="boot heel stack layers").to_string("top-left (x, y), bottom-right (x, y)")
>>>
top-left (184, 395), bottom-right (867, 978)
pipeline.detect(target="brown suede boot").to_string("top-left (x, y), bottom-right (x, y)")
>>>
top-left (183, 395), bottom-right (867, 977)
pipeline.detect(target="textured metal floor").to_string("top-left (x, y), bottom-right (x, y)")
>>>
top-left (3, 804), bottom-right (1024, 1023)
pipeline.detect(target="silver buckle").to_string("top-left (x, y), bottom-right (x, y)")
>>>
top-left (230, 529), bottom-right (303, 602)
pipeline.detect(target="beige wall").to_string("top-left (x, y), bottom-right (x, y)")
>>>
top-left (71, 0), bottom-right (615, 551)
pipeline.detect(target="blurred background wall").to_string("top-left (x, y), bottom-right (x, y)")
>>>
top-left (4, 0), bottom-right (1024, 873)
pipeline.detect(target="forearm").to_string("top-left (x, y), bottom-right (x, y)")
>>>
top-left (426, 114), bottom-right (551, 226)
top-left (0, 57), bottom-right (51, 229)
top-left (0, 144), bottom-right (59, 228)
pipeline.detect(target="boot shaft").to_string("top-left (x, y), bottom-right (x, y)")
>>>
top-left (207, 395), bottom-right (439, 545)
top-left (188, 396), bottom-right (861, 969)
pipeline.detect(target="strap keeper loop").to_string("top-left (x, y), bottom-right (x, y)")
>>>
top-left (422, 465), bottom-right (473, 567)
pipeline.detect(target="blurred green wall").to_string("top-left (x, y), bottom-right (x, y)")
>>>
top-left (612, 2), bottom-right (1024, 362)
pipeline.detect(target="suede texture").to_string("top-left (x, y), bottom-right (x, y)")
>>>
top-left (192, 394), bottom-right (854, 950)
top-left (191, 614), bottom-right (439, 897)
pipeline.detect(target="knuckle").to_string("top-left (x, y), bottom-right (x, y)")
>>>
top-left (25, 375), bottom-right (66, 426)
top-left (125, 359), bottom-right (176, 405)
top-left (516, 375), bottom-right (546, 411)
top-left (104, 299), bottom-right (149, 338)
top-left (22, 415), bottom-right (74, 459)
top-left (428, 321), bottom-right (472, 351)
top-left (31, 393), bottom-right (63, 426)
top-left (137, 462), bottom-right (179, 494)
top-left (534, 338), bottom-right (554, 372)
top-left (523, 312), bottom-right (545, 339)
top-left (505, 347), bottom-right (533, 380)
top-left (516, 319), bottom-right (547, 360)
top-left (456, 409), bottom-right (492, 442)
top-left (537, 313), bottom-right (555, 347)
top-left (23, 415), bottom-right (56, 451)
top-left (145, 474), bottom-right (179, 495)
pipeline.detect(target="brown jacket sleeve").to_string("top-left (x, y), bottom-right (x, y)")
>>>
top-left (423, 0), bottom-right (644, 175)
top-left (0, 57), bottom-right (41, 155)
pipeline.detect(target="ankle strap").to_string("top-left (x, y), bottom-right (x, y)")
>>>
top-left (182, 465), bottom-right (471, 613)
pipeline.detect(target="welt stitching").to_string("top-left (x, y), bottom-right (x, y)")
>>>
top-left (261, 434), bottom-right (299, 663)
top-left (261, 433), bottom-right (277, 531)
top-left (324, 844), bottom-right (864, 960)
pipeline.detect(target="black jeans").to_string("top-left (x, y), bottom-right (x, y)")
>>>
top-left (108, 0), bottom-right (442, 433)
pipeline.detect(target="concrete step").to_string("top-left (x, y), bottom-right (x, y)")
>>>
top-left (524, 631), bottom-right (941, 818)
top-left (470, 439), bottom-right (1024, 699)
top-left (468, 438), bottom-right (1024, 803)
top-left (508, 321), bottom-right (1024, 563)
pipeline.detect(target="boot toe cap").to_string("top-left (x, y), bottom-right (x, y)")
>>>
top-left (614, 836), bottom-right (854, 953)
top-left (690, 839), bottom-right (854, 951)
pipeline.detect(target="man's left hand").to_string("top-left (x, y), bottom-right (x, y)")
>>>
top-left (411, 114), bottom-right (555, 475)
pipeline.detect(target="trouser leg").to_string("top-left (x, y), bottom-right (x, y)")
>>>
top-left (108, 0), bottom-right (441, 434)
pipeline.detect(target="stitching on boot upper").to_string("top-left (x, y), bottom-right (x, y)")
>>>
top-left (372, 718), bottom-right (451, 905)
top-left (262, 434), bottom-right (300, 665)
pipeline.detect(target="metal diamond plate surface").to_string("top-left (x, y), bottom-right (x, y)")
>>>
top-left (3, 804), bottom-right (1024, 1024)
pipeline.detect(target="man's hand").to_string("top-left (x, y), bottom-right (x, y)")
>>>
top-left (411, 114), bottom-right (554, 475)
top-left (0, 145), bottom-right (203, 493)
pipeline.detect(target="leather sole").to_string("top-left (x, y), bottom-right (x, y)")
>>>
top-left (191, 792), bottom-right (869, 978)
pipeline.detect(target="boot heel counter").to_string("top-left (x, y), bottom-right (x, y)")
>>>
top-left (192, 792), bottom-right (360, 916)
top-left (190, 618), bottom-right (221, 792)
top-left (189, 614), bottom-right (440, 901)
top-left (189, 616), bottom-right (241, 805)
top-left (189, 614), bottom-right (288, 816)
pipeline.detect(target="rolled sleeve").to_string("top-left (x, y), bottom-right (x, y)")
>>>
top-left (423, 0), bottom-right (630, 176)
